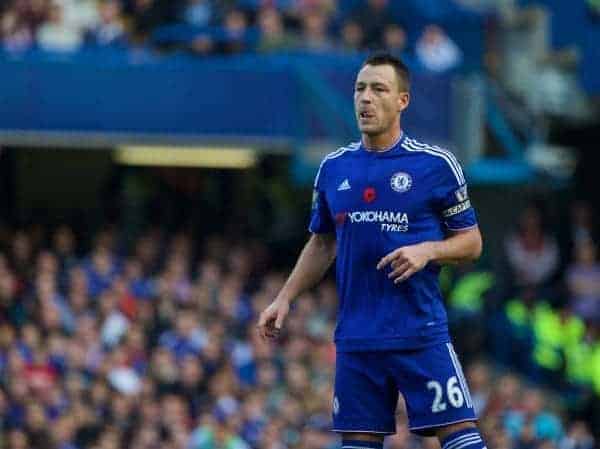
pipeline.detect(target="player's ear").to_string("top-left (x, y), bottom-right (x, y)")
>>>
top-left (397, 91), bottom-right (410, 113)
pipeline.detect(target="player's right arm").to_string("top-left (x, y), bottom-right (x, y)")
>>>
top-left (257, 232), bottom-right (336, 339)
top-left (258, 156), bottom-right (337, 340)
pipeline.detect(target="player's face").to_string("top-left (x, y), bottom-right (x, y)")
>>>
top-left (354, 64), bottom-right (409, 136)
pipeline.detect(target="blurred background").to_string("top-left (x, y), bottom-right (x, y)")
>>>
top-left (0, 0), bottom-right (599, 448)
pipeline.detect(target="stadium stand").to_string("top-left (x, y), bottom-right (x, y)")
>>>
top-left (1, 1), bottom-right (599, 448)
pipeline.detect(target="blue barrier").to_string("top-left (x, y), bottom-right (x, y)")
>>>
top-left (0, 49), bottom-right (547, 185)
top-left (0, 51), bottom-right (452, 145)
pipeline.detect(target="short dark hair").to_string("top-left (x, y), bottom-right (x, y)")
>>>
top-left (362, 52), bottom-right (410, 92)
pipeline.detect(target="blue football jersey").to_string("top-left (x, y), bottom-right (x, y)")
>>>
top-left (309, 133), bottom-right (478, 352)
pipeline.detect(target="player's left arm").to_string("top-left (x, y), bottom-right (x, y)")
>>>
top-left (426, 226), bottom-right (482, 264)
top-left (378, 153), bottom-right (482, 283)
top-left (376, 228), bottom-right (482, 283)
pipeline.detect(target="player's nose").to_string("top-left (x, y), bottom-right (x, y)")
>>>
top-left (362, 89), bottom-right (376, 102)
top-left (359, 94), bottom-right (373, 104)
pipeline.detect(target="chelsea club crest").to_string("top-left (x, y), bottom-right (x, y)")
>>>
top-left (390, 172), bottom-right (412, 193)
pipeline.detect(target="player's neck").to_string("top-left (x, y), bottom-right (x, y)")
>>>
top-left (362, 128), bottom-right (402, 152)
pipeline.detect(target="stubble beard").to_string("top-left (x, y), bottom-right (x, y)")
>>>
top-left (359, 119), bottom-right (391, 138)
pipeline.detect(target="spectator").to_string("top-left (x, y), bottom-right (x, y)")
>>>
top-left (37, 2), bottom-right (83, 52)
top-left (51, 413), bottom-right (79, 449)
top-left (52, 225), bottom-right (78, 279)
top-left (504, 388), bottom-right (564, 443)
top-left (298, 9), bottom-right (334, 52)
top-left (106, 347), bottom-right (142, 395)
top-left (66, 267), bottom-right (90, 315)
top-left (180, 0), bottom-right (214, 27)
top-left (505, 206), bottom-right (560, 289)
top-left (0, 264), bottom-right (20, 325)
top-left (86, 0), bottom-right (126, 47)
top-left (415, 24), bottom-right (463, 72)
top-left (256, 7), bottom-right (298, 54)
top-left (190, 32), bottom-right (214, 55)
top-left (82, 244), bottom-right (120, 298)
top-left (11, 230), bottom-right (34, 285)
top-left (56, 0), bottom-right (100, 36)
top-left (34, 271), bottom-right (75, 333)
top-left (467, 361), bottom-right (492, 415)
top-left (566, 239), bottom-right (600, 323)
top-left (560, 421), bottom-right (595, 449)
top-left (350, 0), bottom-right (395, 48)
top-left (15, 0), bottom-right (50, 34)
top-left (129, 0), bottom-right (166, 40)
top-left (276, 0), bottom-right (337, 25)
top-left (338, 19), bottom-right (364, 53)
top-left (383, 23), bottom-right (407, 56)
top-left (132, 231), bottom-right (161, 276)
top-left (219, 8), bottom-right (249, 54)
top-left (158, 309), bottom-right (207, 361)
top-left (99, 288), bottom-right (130, 348)
top-left (0, 6), bottom-right (35, 52)
top-left (158, 253), bottom-right (192, 303)
top-left (122, 257), bottom-right (155, 300)
top-left (568, 201), bottom-right (597, 252)
top-left (188, 413), bottom-right (251, 449)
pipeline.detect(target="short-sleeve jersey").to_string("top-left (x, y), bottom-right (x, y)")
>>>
top-left (309, 133), bottom-right (478, 352)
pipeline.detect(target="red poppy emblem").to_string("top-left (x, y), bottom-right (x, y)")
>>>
top-left (363, 187), bottom-right (376, 203)
top-left (335, 212), bottom-right (346, 226)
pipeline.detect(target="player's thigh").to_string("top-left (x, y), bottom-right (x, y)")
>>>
top-left (333, 351), bottom-right (398, 435)
top-left (391, 342), bottom-right (476, 435)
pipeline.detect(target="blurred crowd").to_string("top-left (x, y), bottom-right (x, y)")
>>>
top-left (0, 195), bottom-right (598, 449)
top-left (443, 199), bottom-right (600, 445)
top-left (481, 201), bottom-right (600, 394)
top-left (0, 0), bottom-right (463, 72)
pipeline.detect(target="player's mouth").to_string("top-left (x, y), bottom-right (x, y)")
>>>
top-left (359, 111), bottom-right (375, 120)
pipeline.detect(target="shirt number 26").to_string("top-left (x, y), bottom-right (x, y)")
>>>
top-left (427, 376), bottom-right (464, 412)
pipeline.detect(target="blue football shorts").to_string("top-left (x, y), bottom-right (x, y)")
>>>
top-left (332, 342), bottom-right (477, 436)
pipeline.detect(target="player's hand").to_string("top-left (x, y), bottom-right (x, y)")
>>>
top-left (257, 298), bottom-right (290, 340)
top-left (376, 242), bottom-right (434, 284)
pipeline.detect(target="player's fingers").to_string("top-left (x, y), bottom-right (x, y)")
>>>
top-left (394, 268), bottom-right (416, 284)
top-left (377, 248), bottom-right (405, 270)
top-left (263, 326), bottom-right (273, 339)
top-left (260, 321), bottom-right (276, 340)
top-left (268, 328), bottom-right (280, 339)
top-left (257, 312), bottom-right (274, 338)
top-left (257, 310), bottom-right (269, 327)
top-left (267, 325), bottom-right (281, 339)
top-left (257, 320), bottom-right (267, 339)
top-left (274, 309), bottom-right (287, 330)
top-left (387, 262), bottom-right (410, 279)
top-left (376, 252), bottom-right (394, 270)
top-left (257, 324), bottom-right (266, 339)
top-left (390, 255), bottom-right (410, 269)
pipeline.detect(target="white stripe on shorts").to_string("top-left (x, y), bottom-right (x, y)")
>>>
top-left (446, 343), bottom-right (473, 408)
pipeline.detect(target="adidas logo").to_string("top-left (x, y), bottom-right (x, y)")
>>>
top-left (337, 179), bottom-right (351, 191)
